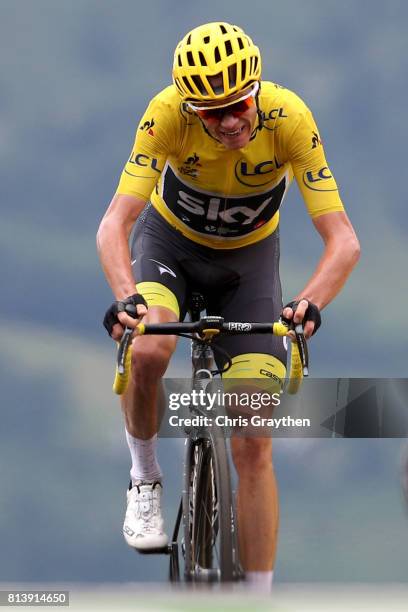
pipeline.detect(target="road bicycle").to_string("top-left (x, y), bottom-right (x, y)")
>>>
top-left (112, 293), bottom-right (308, 583)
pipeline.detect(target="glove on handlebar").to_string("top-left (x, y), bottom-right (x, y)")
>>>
top-left (281, 299), bottom-right (321, 335)
top-left (103, 293), bottom-right (148, 336)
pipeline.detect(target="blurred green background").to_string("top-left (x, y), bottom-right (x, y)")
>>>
top-left (0, 0), bottom-right (407, 585)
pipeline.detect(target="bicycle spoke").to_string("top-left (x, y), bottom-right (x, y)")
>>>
top-left (199, 465), bottom-right (221, 567)
top-left (183, 435), bottom-right (240, 582)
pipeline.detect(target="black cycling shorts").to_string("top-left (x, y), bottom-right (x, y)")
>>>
top-left (131, 204), bottom-right (287, 374)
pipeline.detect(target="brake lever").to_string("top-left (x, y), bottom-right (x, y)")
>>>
top-left (294, 323), bottom-right (309, 377)
top-left (116, 327), bottom-right (133, 374)
top-left (116, 303), bottom-right (139, 374)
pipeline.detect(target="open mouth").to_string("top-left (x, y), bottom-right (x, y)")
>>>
top-left (220, 126), bottom-right (245, 137)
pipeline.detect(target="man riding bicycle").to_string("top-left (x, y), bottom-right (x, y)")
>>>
top-left (97, 22), bottom-right (360, 591)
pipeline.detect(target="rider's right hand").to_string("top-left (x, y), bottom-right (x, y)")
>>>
top-left (103, 293), bottom-right (148, 341)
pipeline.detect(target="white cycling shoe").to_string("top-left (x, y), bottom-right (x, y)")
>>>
top-left (123, 481), bottom-right (169, 551)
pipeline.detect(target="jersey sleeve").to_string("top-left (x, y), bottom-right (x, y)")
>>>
top-left (285, 101), bottom-right (345, 218)
top-left (115, 91), bottom-right (178, 201)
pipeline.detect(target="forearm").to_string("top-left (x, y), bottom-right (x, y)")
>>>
top-left (97, 219), bottom-right (136, 300)
top-left (295, 234), bottom-right (360, 309)
top-left (96, 194), bottom-right (146, 300)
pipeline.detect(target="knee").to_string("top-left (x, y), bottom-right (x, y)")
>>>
top-left (231, 437), bottom-right (273, 476)
top-left (131, 335), bottom-right (176, 379)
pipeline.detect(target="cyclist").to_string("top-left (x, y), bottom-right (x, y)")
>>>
top-left (97, 22), bottom-right (360, 591)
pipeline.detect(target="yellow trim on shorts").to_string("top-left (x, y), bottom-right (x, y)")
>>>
top-left (222, 353), bottom-right (286, 384)
top-left (222, 353), bottom-right (286, 394)
top-left (135, 281), bottom-right (180, 318)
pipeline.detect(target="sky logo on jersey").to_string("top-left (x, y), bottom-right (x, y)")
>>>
top-left (302, 166), bottom-right (338, 192)
top-left (235, 157), bottom-right (284, 187)
top-left (160, 164), bottom-right (287, 238)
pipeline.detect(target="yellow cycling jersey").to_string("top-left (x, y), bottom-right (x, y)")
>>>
top-left (116, 81), bottom-right (344, 249)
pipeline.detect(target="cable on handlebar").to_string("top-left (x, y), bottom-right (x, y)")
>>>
top-left (208, 343), bottom-right (233, 376)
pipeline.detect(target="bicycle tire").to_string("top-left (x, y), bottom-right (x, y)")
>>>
top-left (168, 500), bottom-right (182, 582)
top-left (182, 433), bottom-right (240, 582)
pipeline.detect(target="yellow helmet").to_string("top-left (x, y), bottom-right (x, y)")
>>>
top-left (173, 22), bottom-right (261, 102)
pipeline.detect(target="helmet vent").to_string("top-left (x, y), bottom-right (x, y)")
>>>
top-left (214, 46), bottom-right (221, 63)
top-left (209, 72), bottom-right (224, 94)
top-left (191, 75), bottom-right (207, 95)
top-left (228, 65), bottom-right (237, 88)
top-left (225, 40), bottom-right (233, 56)
top-left (186, 34), bottom-right (191, 45)
top-left (187, 51), bottom-right (194, 66)
top-left (182, 76), bottom-right (194, 95)
top-left (241, 58), bottom-right (247, 80)
top-left (219, 24), bottom-right (227, 34)
top-left (198, 51), bottom-right (207, 66)
top-left (237, 37), bottom-right (244, 50)
top-left (177, 53), bottom-right (182, 67)
top-left (253, 56), bottom-right (259, 73)
top-left (203, 36), bottom-right (210, 44)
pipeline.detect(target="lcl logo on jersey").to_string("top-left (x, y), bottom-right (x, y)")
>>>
top-left (251, 106), bottom-right (288, 139)
top-left (161, 164), bottom-right (287, 238)
top-left (235, 157), bottom-right (284, 187)
top-left (262, 107), bottom-right (288, 121)
top-left (302, 166), bottom-right (338, 192)
top-left (125, 151), bottom-right (161, 177)
top-left (129, 152), bottom-right (161, 171)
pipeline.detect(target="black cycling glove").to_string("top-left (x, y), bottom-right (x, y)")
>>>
top-left (103, 293), bottom-right (148, 336)
top-left (281, 299), bottom-right (321, 335)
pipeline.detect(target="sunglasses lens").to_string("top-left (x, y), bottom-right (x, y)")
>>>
top-left (196, 108), bottom-right (221, 121)
top-left (196, 95), bottom-right (254, 121)
top-left (231, 98), bottom-right (254, 116)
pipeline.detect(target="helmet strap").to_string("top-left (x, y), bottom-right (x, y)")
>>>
top-left (249, 82), bottom-right (263, 141)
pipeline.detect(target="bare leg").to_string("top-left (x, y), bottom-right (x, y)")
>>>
top-left (121, 306), bottom-right (178, 439)
top-left (121, 307), bottom-right (178, 550)
top-left (231, 437), bottom-right (278, 570)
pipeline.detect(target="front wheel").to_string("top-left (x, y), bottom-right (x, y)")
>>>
top-left (182, 434), bottom-right (241, 582)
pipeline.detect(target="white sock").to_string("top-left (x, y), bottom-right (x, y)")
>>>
top-left (245, 570), bottom-right (274, 593)
top-left (125, 430), bottom-right (162, 485)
